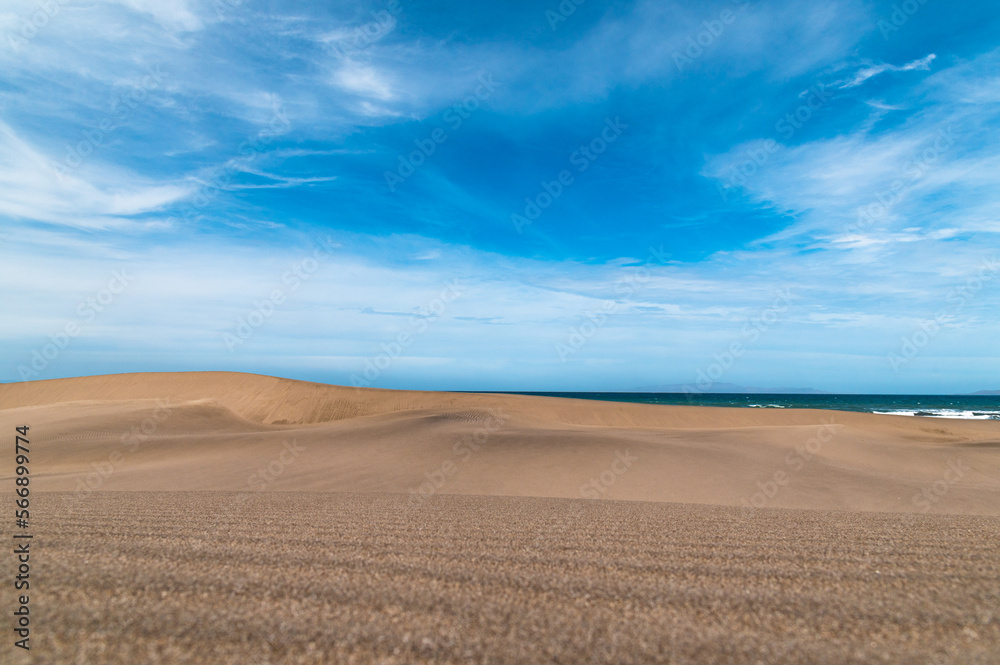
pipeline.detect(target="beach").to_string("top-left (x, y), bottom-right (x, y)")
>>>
top-left (2, 371), bottom-right (999, 663)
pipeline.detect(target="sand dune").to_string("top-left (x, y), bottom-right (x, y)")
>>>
top-left (1, 371), bottom-right (998, 514)
top-left (4, 372), bottom-right (1000, 664)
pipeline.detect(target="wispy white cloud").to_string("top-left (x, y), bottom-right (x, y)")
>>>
top-left (333, 62), bottom-right (396, 101)
top-left (113, 0), bottom-right (203, 32)
top-left (0, 120), bottom-right (191, 228)
top-left (4, 227), bottom-right (996, 391)
top-left (838, 53), bottom-right (937, 88)
top-left (222, 167), bottom-right (339, 190)
top-left (706, 50), bottom-right (1000, 258)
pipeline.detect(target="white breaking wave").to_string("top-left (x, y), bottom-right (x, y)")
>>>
top-left (873, 409), bottom-right (1000, 420)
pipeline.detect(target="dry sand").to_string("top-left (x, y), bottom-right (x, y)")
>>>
top-left (15, 493), bottom-right (1000, 664)
top-left (2, 371), bottom-right (999, 512)
top-left (1, 371), bottom-right (999, 663)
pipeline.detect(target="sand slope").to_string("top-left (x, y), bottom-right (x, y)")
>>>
top-left (1, 371), bottom-right (999, 513)
top-left (4, 373), bottom-right (1000, 664)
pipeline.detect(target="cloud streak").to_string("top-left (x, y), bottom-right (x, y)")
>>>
top-left (838, 53), bottom-right (937, 88)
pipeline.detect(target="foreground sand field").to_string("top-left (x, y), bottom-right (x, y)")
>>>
top-left (15, 492), bottom-right (1000, 664)
top-left (1, 372), bottom-right (999, 663)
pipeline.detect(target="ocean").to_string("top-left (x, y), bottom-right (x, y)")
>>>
top-left (493, 393), bottom-right (1000, 420)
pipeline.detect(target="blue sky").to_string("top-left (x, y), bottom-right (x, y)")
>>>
top-left (1, 0), bottom-right (998, 392)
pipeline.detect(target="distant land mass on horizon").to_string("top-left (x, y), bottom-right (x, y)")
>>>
top-left (628, 383), bottom-right (830, 394)
top-left (625, 384), bottom-right (1000, 396)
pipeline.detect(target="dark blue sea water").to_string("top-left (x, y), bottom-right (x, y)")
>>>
top-left (491, 393), bottom-right (1000, 420)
